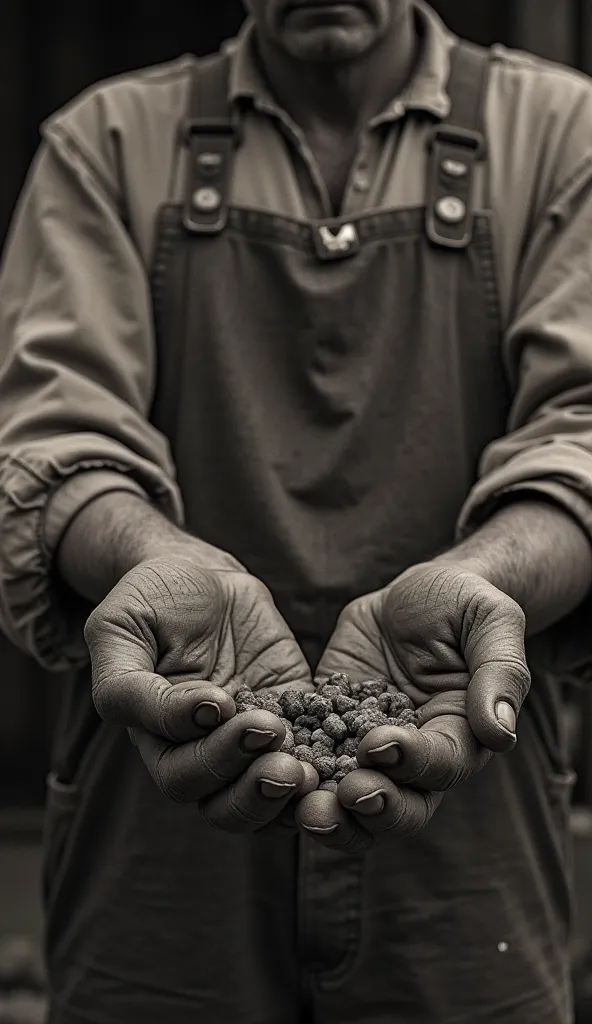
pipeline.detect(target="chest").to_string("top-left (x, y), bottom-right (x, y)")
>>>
top-left (305, 131), bottom-right (360, 216)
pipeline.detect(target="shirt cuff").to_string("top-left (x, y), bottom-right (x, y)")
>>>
top-left (44, 470), bottom-right (150, 553)
top-left (456, 440), bottom-right (592, 541)
top-left (457, 478), bottom-right (592, 547)
top-left (0, 449), bottom-right (184, 673)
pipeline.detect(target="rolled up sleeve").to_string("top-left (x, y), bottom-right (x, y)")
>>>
top-left (458, 146), bottom-right (592, 674)
top-left (0, 126), bottom-right (184, 672)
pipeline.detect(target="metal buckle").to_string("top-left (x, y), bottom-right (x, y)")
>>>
top-left (312, 221), bottom-right (361, 262)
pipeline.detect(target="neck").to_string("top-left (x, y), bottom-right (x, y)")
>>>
top-left (253, 9), bottom-right (417, 135)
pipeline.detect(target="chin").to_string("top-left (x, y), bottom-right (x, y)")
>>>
top-left (282, 25), bottom-right (377, 61)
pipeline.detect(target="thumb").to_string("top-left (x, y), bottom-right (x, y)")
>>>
top-left (463, 587), bottom-right (531, 753)
top-left (84, 605), bottom-right (235, 742)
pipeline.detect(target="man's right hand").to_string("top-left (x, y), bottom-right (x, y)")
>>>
top-left (83, 552), bottom-right (317, 833)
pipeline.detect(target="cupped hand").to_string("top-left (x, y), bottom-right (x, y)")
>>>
top-left (295, 562), bottom-right (531, 852)
top-left (84, 552), bottom-right (317, 833)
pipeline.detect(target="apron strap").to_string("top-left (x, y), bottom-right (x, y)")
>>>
top-left (182, 51), bottom-right (241, 235)
top-left (425, 41), bottom-right (490, 250)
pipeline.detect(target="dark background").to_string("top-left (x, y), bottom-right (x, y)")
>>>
top-left (1, 0), bottom-right (592, 812)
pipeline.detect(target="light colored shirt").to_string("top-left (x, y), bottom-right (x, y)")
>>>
top-left (2, 2), bottom-right (592, 670)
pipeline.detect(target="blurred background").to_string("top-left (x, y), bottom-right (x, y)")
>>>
top-left (1, 0), bottom-right (592, 1021)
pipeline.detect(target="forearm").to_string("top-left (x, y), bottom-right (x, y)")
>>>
top-left (433, 498), bottom-right (592, 635)
top-left (55, 491), bottom-right (243, 604)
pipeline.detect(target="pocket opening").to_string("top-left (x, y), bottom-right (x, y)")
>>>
top-left (46, 771), bottom-right (78, 814)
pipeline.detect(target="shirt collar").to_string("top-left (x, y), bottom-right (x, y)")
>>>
top-left (226, 1), bottom-right (454, 125)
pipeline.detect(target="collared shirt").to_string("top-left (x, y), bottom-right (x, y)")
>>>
top-left (2, 2), bottom-right (592, 669)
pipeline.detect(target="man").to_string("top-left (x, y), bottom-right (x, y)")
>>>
top-left (1, 0), bottom-right (592, 1020)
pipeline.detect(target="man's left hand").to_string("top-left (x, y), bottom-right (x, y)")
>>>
top-left (295, 563), bottom-right (531, 852)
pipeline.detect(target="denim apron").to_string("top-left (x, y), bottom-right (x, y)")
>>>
top-left (44, 41), bottom-right (574, 1023)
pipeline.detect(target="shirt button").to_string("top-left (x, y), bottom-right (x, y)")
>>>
top-left (352, 172), bottom-right (371, 193)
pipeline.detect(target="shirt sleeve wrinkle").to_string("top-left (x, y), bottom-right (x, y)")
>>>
top-left (459, 96), bottom-right (592, 675)
top-left (0, 123), bottom-right (184, 672)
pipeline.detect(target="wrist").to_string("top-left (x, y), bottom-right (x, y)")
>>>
top-left (429, 550), bottom-right (499, 588)
top-left (137, 539), bottom-right (246, 575)
top-left (56, 490), bottom-right (245, 604)
top-left (425, 498), bottom-right (592, 635)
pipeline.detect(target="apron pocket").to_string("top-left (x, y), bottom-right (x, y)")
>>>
top-left (546, 768), bottom-right (577, 866)
top-left (42, 773), bottom-right (78, 907)
top-left (547, 769), bottom-right (577, 816)
top-left (42, 721), bottom-right (106, 906)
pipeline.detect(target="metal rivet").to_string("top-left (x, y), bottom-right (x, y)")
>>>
top-left (192, 187), bottom-right (222, 212)
top-left (197, 152), bottom-right (223, 173)
top-left (435, 195), bottom-right (466, 224)
top-left (441, 157), bottom-right (468, 179)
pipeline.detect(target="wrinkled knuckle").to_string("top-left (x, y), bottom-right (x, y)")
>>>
top-left (138, 562), bottom-right (188, 604)
top-left (423, 790), bottom-right (443, 825)
top-left (398, 791), bottom-right (440, 837)
top-left (156, 685), bottom-right (181, 740)
top-left (497, 592), bottom-right (526, 628)
top-left (335, 598), bottom-right (359, 627)
top-left (238, 577), bottom-right (278, 618)
top-left (199, 806), bottom-right (226, 831)
top-left (439, 763), bottom-right (470, 791)
top-left (418, 692), bottom-right (467, 725)
top-left (83, 608), bottom-right (103, 647)
top-left (381, 586), bottom-right (397, 619)
top-left (153, 757), bottom-right (185, 803)
top-left (90, 676), bottom-right (106, 716)
top-left (382, 790), bottom-right (415, 836)
top-left (424, 735), bottom-right (464, 791)
top-left (249, 577), bottom-right (270, 598)
top-left (495, 653), bottom-right (530, 690)
top-left (507, 658), bottom-right (531, 698)
top-left (91, 674), bottom-right (118, 721)
top-left (204, 790), bottom-right (262, 832)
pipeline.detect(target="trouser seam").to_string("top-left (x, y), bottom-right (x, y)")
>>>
top-left (309, 855), bottom-right (365, 988)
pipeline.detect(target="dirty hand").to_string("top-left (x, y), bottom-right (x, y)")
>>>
top-left (84, 550), bottom-right (317, 833)
top-left (296, 562), bottom-right (531, 852)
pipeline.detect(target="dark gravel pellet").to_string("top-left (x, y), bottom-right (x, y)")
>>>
top-left (233, 674), bottom-right (419, 785)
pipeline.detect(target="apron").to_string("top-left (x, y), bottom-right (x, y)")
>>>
top-left (43, 42), bottom-right (575, 1024)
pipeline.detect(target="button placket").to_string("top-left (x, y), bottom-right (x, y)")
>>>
top-left (343, 134), bottom-right (374, 215)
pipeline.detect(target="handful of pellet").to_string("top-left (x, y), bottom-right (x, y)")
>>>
top-left (234, 673), bottom-right (418, 792)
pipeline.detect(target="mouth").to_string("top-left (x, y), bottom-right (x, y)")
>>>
top-left (285, 0), bottom-right (365, 13)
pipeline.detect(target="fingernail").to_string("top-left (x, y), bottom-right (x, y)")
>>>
top-left (496, 701), bottom-right (517, 736)
top-left (193, 701), bottom-right (221, 729)
top-left (301, 823), bottom-right (340, 834)
top-left (260, 779), bottom-right (297, 799)
top-left (242, 728), bottom-right (277, 752)
top-left (354, 790), bottom-right (386, 816)
top-left (368, 742), bottom-right (402, 767)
